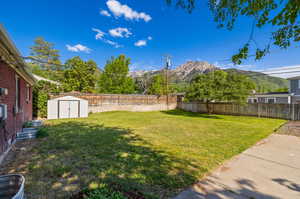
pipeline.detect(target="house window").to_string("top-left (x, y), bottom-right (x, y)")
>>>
top-left (267, 98), bottom-right (275, 104)
top-left (15, 75), bottom-right (21, 112)
top-left (26, 84), bottom-right (30, 103)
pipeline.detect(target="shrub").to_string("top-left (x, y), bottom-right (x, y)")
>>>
top-left (33, 80), bottom-right (62, 118)
top-left (84, 185), bottom-right (128, 199)
top-left (36, 128), bottom-right (49, 138)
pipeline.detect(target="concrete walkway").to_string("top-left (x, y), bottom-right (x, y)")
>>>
top-left (174, 134), bottom-right (300, 199)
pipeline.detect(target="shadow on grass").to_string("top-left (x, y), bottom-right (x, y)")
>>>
top-left (161, 109), bottom-right (221, 119)
top-left (21, 121), bottom-right (203, 199)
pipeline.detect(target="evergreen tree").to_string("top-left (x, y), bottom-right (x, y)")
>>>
top-left (98, 55), bottom-right (135, 94)
top-left (29, 37), bottom-right (62, 81)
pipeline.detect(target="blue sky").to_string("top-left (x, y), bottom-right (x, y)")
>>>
top-left (1, 0), bottom-right (299, 72)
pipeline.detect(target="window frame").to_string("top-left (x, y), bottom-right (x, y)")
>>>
top-left (26, 84), bottom-right (30, 103)
top-left (15, 75), bottom-right (21, 113)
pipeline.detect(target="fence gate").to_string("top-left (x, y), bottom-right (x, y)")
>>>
top-left (58, 100), bottom-right (80, 119)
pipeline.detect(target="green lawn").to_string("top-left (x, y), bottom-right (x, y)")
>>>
top-left (13, 110), bottom-right (286, 198)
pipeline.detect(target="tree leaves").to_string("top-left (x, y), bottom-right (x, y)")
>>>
top-left (186, 70), bottom-right (255, 104)
top-left (98, 55), bottom-right (135, 94)
top-left (167, 0), bottom-right (300, 63)
top-left (63, 56), bottom-right (98, 93)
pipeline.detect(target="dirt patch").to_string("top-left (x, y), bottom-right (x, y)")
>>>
top-left (0, 139), bottom-right (41, 175)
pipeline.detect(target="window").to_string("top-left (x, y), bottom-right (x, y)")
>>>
top-left (15, 75), bottom-right (21, 113)
top-left (26, 84), bottom-right (30, 103)
top-left (267, 98), bottom-right (275, 104)
top-left (248, 98), bottom-right (258, 103)
top-left (298, 80), bottom-right (300, 89)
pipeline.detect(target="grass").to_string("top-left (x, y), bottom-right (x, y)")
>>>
top-left (4, 110), bottom-right (286, 199)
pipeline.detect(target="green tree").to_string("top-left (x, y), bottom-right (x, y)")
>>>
top-left (98, 55), bottom-right (135, 94)
top-left (29, 37), bottom-right (63, 80)
top-left (63, 56), bottom-right (98, 93)
top-left (33, 80), bottom-right (62, 118)
top-left (148, 74), bottom-right (166, 95)
top-left (186, 70), bottom-right (255, 113)
top-left (167, 0), bottom-right (300, 64)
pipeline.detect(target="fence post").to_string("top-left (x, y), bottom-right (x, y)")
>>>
top-left (292, 104), bottom-right (295, 121)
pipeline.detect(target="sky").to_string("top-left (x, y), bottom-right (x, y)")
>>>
top-left (1, 0), bottom-right (299, 74)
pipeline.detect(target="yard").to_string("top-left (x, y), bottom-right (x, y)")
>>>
top-left (1, 110), bottom-right (285, 199)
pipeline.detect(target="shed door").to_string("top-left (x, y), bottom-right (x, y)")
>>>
top-left (59, 100), bottom-right (79, 119)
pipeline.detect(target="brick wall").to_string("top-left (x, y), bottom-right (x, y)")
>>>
top-left (0, 61), bottom-right (33, 154)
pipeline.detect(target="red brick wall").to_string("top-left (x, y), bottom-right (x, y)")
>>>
top-left (0, 61), bottom-right (33, 154)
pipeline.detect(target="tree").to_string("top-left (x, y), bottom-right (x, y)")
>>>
top-left (166, 0), bottom-right (300, 64)
top-left (33, 80), bottom-right (62, 118)
top-left (63, 56), bottom-right (98, 93)
top-left (29, 37), bottom-right (63, 80)
top-left (98, 55), bottom-right (135, 94)
top-left (186, 70), bottom-right (255, 113)
top-left (134, 73), bottom-right (153, 94)
top-left (148, 74), bottom-right (166, 95)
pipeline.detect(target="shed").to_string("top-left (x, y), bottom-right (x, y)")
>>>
top-left (47, 96), bottom-right (88, 119)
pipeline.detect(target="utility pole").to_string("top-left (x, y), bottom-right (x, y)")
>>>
top-left (163, 54), bottom-right (172, 108)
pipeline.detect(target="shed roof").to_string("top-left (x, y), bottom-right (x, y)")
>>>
top-left (49, 95), bottom-right (88, 102)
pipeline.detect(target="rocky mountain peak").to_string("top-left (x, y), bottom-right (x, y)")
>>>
top-left (173, 61), bottom-right (219, 80)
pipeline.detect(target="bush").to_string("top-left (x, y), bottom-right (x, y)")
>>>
top-left (36, 128), bottom-right (49, 138)
top-left (84, 185), bottom-right (128, 199)
top-left (23, 121), bottom-right (33, 128)
top-left (33, 80), bottom-right (62, 118)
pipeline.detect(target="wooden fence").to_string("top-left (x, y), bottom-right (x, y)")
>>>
top-left (50, 93), bottom-right (178, 113)
top-left (50, 93), bottom-right (177, 105)
top-left (178, 102), bottom-right (300, 120)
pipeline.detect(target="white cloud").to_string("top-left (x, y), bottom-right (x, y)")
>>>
top-left (106, 0), bottom-right (152, 22)
top-left (104, 39), bottom-right (122, 48)
top-left (109, 27), bottom-right (132, 38)
top-left (92, 28), bottom-right (123, 48)
top-left (66, 44), bottom-right (91, 53)
top-left (134, 40), bottom-right (147, 47)
top-left (92, 28), bottom-right (105, 40)
top-left (100, 9), bottom-right (111, 17)
top-left (147, 36), bottom-right (152, 40)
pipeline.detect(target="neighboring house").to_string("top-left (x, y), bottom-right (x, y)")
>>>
top-left (248, 76), bottom-right (300, 104)
top-left (0, 25), bottom-right (35, 159)
top-left (248, 92), bottom-right (292, 104)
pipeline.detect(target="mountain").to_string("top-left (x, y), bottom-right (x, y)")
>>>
top-left (172, 61), bottom-right (217, 81)
top-left (130, 61), bottom-right (289, 93)
top-left (130, 61), bottom-right (217, 81)
top-left (224, 68), bottom-right (288, 93)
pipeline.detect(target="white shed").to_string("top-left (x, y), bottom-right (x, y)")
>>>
top-left (47, 96), bottom-right (88, 119)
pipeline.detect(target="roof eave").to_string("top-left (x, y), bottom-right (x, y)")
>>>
top-left (0, 24), bottom-right (36, 85)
